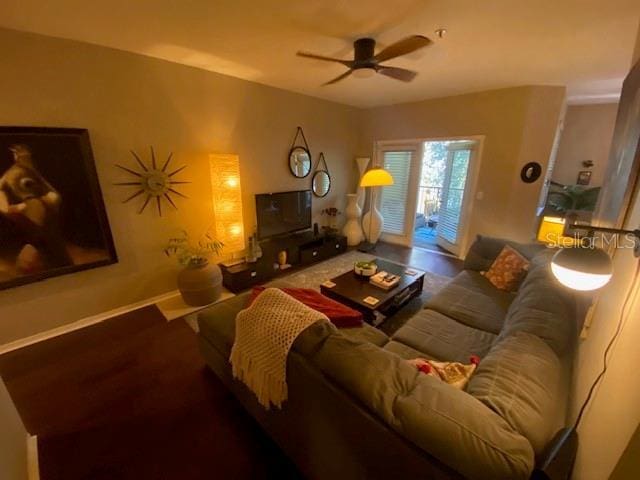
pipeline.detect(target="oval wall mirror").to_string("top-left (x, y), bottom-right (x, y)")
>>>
top-left (312, 170), bottom-right (331, 197)
top-left (520, 162), bottom-right (542, 183)
top-left (289, 146), bottom-right (312, 178)
top-left (312, 152), bottom-right (331, 197)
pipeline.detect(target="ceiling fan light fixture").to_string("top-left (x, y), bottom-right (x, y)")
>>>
top-left (353, 67), bottom-right (376, 79)
top-left (298, 35), bottom-right (432, 86)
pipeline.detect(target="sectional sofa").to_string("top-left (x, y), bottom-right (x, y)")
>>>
top-left (197, 236), bottom-right (578, 479)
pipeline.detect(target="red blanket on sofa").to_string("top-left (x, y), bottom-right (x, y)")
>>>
top-left (249, 286), bottom-right (363, 328)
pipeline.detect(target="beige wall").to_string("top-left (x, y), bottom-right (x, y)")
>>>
top-left (572, 28), bottom-right (640, 480)
top-left (0, 28), bottom-right (360, 344)
top-left (359, 85), bottom-right (566, 245)
top-left (552, 103), bottom-right (618, 187)
top-left (0, 378), bottom-right (29, 480)
top-left (634, 19), bottom-right (640, 65)
top-left (611, 424), bottom-right (640, 480)
top-left (573, 170), bottom-right (640, 480)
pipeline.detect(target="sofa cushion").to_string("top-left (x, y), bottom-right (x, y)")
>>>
top-left (384, 340), bottom-right (432, 360)
top-left (340, 323), bottom-right (389, 347)
top-left (392, 309), bottom-right (496, 363)
top-left (499, 253), bottom-right (576, 356)
top-left (425, 270), bottom-right (514, 334)
top-left (198, 293), bottom-right (249, 357)
top-left (464, 235), bottom-right (546, 272)
top-left (466, 332), bottom-right (563, 455)
top-left (311, 333), bottom-right (535, 479)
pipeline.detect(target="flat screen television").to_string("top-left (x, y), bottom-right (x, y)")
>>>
top-left (256, 190), bottom-right (312, 240)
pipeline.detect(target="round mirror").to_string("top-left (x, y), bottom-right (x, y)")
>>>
top-left (312, 170), bottom-right (331, 197)
top-left (520, 162), bottom-right (542, 183)
top-left (289, 146), bottom-right (311, 178)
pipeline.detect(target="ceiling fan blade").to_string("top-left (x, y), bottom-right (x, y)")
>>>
top-left (297, 51), bottom-right (353, 67)
top-left (323, 70), bottom-right (353, 86)
top-left (377, 66), bottom-right (418, 82)
top-left (374, 35), bottom-right (432, 63)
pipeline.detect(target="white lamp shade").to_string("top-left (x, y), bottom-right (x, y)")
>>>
top-left (550, 247), bottom-right (613, 291)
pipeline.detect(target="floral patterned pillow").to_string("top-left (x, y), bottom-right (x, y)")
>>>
top-left (482, 245), bottom-right (530, 292)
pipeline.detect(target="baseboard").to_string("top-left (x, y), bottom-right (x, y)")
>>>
top-left (27, 434), bottom-right (39, 480)
top-left (0, 290), bottom-right (180, 356)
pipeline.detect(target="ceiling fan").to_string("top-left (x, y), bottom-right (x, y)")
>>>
top-left (297, 35), bottom-right (432, 85)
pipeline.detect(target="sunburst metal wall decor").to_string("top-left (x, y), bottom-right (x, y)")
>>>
top-left (114, 147), bottom-right (189, 216)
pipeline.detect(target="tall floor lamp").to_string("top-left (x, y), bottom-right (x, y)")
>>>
top-left (358, 168), bottom-right (394, 252)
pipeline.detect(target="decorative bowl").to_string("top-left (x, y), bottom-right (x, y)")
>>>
top-left (354, 260), bottom-right (377, 277)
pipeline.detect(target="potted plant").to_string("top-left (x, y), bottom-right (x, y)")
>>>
top-left (546, 183), bottom-right (601, 213)
top-left (165, 230), bottom-right (224, 306)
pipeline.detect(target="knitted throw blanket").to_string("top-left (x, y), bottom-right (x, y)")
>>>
top-left (230, 288), bottom-right (328, 409)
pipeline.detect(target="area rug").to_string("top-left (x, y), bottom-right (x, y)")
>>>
top-left (187, 251), bottom-right (452, 336)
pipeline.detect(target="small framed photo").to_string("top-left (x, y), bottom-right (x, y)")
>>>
top-left (576, 170), bottom-right (592, 186)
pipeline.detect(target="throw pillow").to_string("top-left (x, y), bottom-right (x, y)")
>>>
top-left (249, 286), bottom-right (363, 328)
top-left (482, 245), bottom-right (530, 292)
top-left (408, 355), bottom-right (480, 390)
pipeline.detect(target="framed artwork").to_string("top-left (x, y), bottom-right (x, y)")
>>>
top-left (577, 170), bottom-right (592, 186)
top-left (0, 127), bottom-right (117, 290)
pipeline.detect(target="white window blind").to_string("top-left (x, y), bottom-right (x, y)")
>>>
top-left (380, 151), bottom-right (412, 235)
top-left (438, 149), bottom-right (470, 244)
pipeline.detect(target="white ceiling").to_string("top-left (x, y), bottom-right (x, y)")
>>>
top-left (1, 0), bottom-right (639, 108)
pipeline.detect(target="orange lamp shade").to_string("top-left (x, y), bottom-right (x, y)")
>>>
top-left (210, 154), bottom-right (245, 253)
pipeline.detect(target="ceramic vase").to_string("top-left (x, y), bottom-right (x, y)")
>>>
top-left (278, 250), bottom-right (288, 267)
top-left (177, 258), bottom-right (222, 306)
top-left (343, 193), bottom-right (364, 246)
top-left (246, 233), bottom-right (263, 263)
top-left (356, 157), bottom-right (370, 211)
top-left (362, 199), bottom-right (383, 243)
top-left (246, 236), bottom-right (257, 263)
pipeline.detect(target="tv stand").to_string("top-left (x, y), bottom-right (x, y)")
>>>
top-left (220, 233), bottom-right (347, 293)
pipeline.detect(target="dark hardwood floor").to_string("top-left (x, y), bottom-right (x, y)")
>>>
top-left (373, 242), bottom-right (463, 277)
top-left (0, 243), bottom-right (462, 480)
top-left (0, 307), bottom-right (301, 480)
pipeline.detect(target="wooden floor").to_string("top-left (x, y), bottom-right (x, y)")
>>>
top-left (372, 242), bottom-right (462, 278)
top-left (0, 243), bottom-right (462, 480)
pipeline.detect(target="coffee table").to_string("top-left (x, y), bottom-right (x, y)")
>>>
top-left (320, 258), bottom-right (425, 325)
